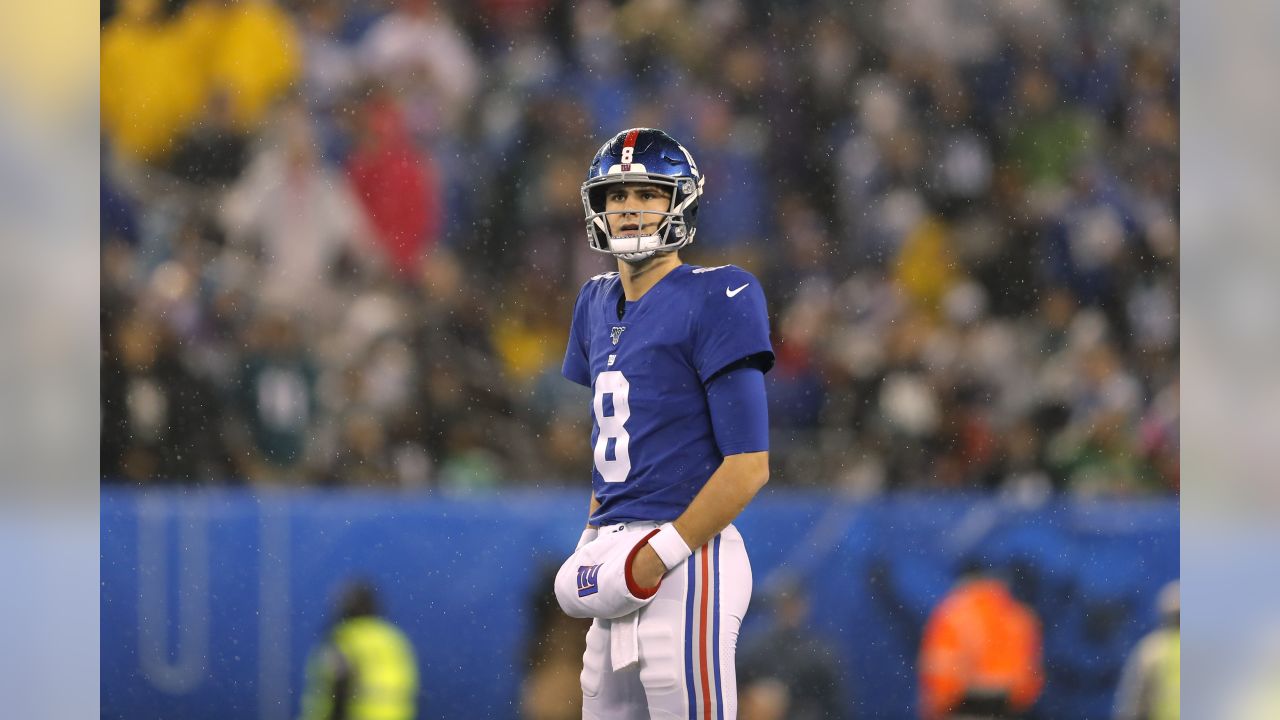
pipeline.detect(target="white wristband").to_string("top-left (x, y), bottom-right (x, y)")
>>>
top-left (647, 523), bottom-right (693, 570)
top-left (576, 527), bottom-right (599, 551)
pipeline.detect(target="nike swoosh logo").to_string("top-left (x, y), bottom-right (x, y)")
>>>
top-left (726, 283), bottom-right (749, 297)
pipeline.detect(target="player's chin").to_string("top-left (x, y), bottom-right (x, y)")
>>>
top-left (613, 224), bottom-right (658, 237)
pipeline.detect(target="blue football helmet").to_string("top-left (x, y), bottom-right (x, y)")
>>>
top-left (581, 128), bottom-right (704, 261)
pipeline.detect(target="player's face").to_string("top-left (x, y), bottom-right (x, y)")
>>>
top-left (604, 184), bottom-right (672, 238)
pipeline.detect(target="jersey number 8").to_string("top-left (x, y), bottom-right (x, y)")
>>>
top-left (593, 371), bottom-right (631, 483)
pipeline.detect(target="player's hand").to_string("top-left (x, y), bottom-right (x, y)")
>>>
top-left (631, 543), bottom-right (667, 591)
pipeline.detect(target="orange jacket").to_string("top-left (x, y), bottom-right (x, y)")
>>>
top-left (919, 578), bottom-right (1044, 720)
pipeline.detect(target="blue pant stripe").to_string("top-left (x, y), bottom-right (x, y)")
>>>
top-left (713, 535), bottom-right (723, 719)
top-left (684, 550), bottom-right (697, 719)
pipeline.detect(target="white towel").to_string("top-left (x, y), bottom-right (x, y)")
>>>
top-left (610, 609), bottom-right (641, 671)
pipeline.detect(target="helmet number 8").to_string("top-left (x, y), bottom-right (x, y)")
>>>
top-left (593, 371), bottom-right (631, 483)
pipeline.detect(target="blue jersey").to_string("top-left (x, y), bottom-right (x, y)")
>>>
top-left (562, 264), bottom-right (774, 525)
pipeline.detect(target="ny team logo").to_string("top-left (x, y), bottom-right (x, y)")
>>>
top-left (611, 326), bottom-right (626, 345)
top-left (577, 564), bottom-right (602, 597)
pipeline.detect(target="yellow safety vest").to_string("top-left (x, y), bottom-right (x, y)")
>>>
top-left (301, 617), bottom-right (419, 720)
top-left (1151, 629), bottom-right (1179, 720)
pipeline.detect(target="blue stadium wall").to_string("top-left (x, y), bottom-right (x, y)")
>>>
top-left (101, 488), bottom-right (1177, 719)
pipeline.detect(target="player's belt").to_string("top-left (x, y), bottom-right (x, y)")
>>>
top-left (599, 520), bottom-right (662, 535)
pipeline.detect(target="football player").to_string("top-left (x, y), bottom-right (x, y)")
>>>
top-left (554, 128), bottom-right (774, 719)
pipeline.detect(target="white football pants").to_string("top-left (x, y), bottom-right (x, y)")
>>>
top-left (576, 522), bottom-right (752, 720)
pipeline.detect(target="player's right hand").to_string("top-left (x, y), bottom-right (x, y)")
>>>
top-left (554, 526), bottom-right (663, 620)
top-left (628, 542), bottom-right (666, 591)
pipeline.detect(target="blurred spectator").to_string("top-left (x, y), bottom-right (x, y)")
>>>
top-left (739, 580), bottom-right (846, 720)
top-left (299, 579), bottom-right (420, 720)
top-left (102, 0), bottom-right (298, 164)
top-left (101, 307), bottom-right (228, 483)
top-left (1113, 580), bottom-right (1179, 720)
top-left (231, 312), bottom-right (318, 484)
top-left (346, 90), bottom-right (442, 277)
top-left (492, 283), bottom-right (569, 391)
top-left (100, 0), bottom-right (1178, 494)
top-left (167, 88), bottom-right (251, 186)
top-left (327, 410), bottom-right (400, 488)
top-left (101, 0), bottom-right (206, 162)
top-left (219, 98), bottom-right (381, 314)
top-left (1004, 67), bottom-right (1093, 191)
top-left (172, 0), bottom-right (300, 131)
top-left (358, 0), bottom-right (479, 139)
top-left (436, 419), bottom-right (505, 493)
top-left (919, 566), bottom-right (1044, 720)
top-left (1139, 380), bottom-right (1179, 492)
top-left (893, 216), bottom-right (962, 319)
top-left (296, 0), bottom-right (360, 111)
top-left (692, 97), bottom-right (768, 254)
top-left (101, 161), bottom-right (139, 245)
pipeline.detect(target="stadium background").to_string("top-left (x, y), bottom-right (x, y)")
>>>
top-left (99, 0), bottom-right (1179, 717)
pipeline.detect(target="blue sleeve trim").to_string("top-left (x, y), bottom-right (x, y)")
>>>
top-left (562, 281), bottom-right (593, 386)
top-left (706, 366), bottom-right (769, 455)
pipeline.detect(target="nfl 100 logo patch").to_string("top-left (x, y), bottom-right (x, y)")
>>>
top-left (611, 326), bottom-right (626, 345)
top-left (577, 564), bottom-right (602, 597)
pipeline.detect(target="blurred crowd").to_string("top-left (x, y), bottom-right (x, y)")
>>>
top-left (100, 0), bottom-right (1179, 496)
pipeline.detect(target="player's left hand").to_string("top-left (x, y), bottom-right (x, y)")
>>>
top-left (630, 542), bottom-right (667, 591)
